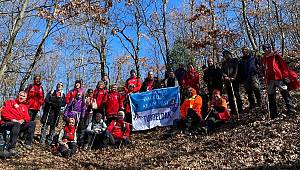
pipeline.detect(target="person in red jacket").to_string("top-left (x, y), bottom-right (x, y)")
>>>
top-left (124, 69), bottom-right (142, 93)
top-left (105, 84), bottom-right (123, 124)
top-left (123, 84), bottom-right (135, 124)
top-left (65, 80), bottom-right (84, 104)
top-left (25, 75), bottom-right (45, 121)
top-left (93, 81), bottom-right (108, 118)
top-left (1, 91), bottom-right (36, 152)
top-left (261, 44), bottom-right (296, 118)
top-left (182, 64), bottom-right (201, 93)
top-left (106, 111), bottom-right (130, 146)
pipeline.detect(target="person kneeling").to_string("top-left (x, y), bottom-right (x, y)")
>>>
top-left (58, 118), bottom-right (77, 158)
top-left (84, 113), bottom-right (107, 150)
top-left (106, 111), bottom-right (130, 147)
top-left (174, 87), bottom-right (203, 132)
top-left (204, 89), bottom-right (230, 131)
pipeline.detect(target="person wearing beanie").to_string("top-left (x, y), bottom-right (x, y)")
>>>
top-left (40, 82), bottom-right (66, 145)
top-left (106, 111), bottom-right (130, 146)
top-left (58, 118), bottom-right (77, 158)
top-left (221, 49), bottom-right (243, 115)
top-left (83, 113), bottom-right (107, 150)
top-left (65, 80), bottom-right (83, 104)
top-left (124, 69), bottom-right (142, 93)
top-left (25, 74), bottom-right (45, 121)
top-left (102, 73), bottom-right (110, 91)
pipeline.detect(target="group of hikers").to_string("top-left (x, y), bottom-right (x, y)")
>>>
top-left (0, 43), bottom-right (299, 159)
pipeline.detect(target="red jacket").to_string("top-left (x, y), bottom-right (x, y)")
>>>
top-left (261, 51), bottom-right (289, 83)
top-left (66, 88), bottom-right (84, 104)
top-left (182, 70), bottom-right (200, 92)
top-left (211, 97), bottom-right (230, 121)
top-left (105, 91), bottom-right (123, 118)
top-left (124, 76), bottom-right (142, 93)
top-left (25, 84), bottom-right (44, 110)
top-left (107, 119), bottom-right (130, 140)
top-left (1, 99), bottom-right (30, 122)
top-left (93, 89), bottom-right (108, 109)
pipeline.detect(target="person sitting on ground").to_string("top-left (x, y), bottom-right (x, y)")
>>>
top-left (84, 113), bottom-right (107, 150)
top-left (203, 89), bottom-right (230, 132)
top-left (174, 87), bottom-right (202, 131)
top-left (106, 111), bottom-right (130, 146)
top-left (1, 91), bottom-right (36, 152)
top-left (58, 117), bottom-right (77, 158)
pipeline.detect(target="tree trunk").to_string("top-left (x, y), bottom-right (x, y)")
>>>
top-left (162, 0), bottom-right (171, 75)
top-left (0, 0), bottom-right (29, 81)
top-left (271, 0), bottom-right (285, 56)
top-left (242, 0), bottom-right (257, 50)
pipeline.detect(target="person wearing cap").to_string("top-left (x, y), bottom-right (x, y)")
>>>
top-left (58, 117), bottom-right (77, 157)
top-left (93, 81), bottom-right (108, 119)
top-left (239, 47), bottom-right (262, 109)
top-left (105, 84), bottom-right (123, 124)
top-left (140, 71), bottom-right (161, 92)
top-left (124, 70), bottom-right (142, 93)
top-left (164, 70), bottom-right (179, 88)
top-left (40, 82), bottom-right (66, 145)
top-left (83, 112), bottom-right (107, 150)
top-left (106, 111), bottom-right (130, 146)
top-left (175, 63), bottom-right (187, 87)
top-left (203, 58), bottom-right (223, 100)
top-left (65, 80), bottom-right (84, 104)
top-left (221, 49), bottom-right (243, 115)
top-left (102, 73), bottom-right (110, 91)
top-left (25, 75), bottom-right (45, 121)
top-left (1, 91), bottom-right (36, 152)
top-left (260, 44), bottom-right (297, 118)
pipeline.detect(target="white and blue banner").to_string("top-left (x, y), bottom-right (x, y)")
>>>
top-left (129, 86), bottom-right (180, 131)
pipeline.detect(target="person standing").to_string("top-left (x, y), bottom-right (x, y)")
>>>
top-left (203, 58), bottom-right (223, 99)
top-left (40, 82), bottom-right (66, 145)
top-left (239, 47), bottom-right (262, 109)
top-left (124, 69), bottom-right (142, 93)
top-left (25, 75), bottom-right (45, 121)
top-left (260, 44), bottom-right (297, 118)
top-left (221, 50), bottom-right (243, 115)
top-left (105, 84), bottom-right (123, 124)
top-left (164, 70), bottom-right (179, 87)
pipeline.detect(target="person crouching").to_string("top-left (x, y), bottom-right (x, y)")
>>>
top-left (84, 113), bottom-right (107, 150)
top-left (204, 89), bottom-right (230, 131)
top-left (58, 118), bottom-right (77, 158)
top-left (106, 111), bottom-right (130, 147)
top-left (174, 87), bottom-right (202, 131)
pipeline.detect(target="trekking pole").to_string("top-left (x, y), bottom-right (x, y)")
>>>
top-left (263, 64), bottom-right (271, 120)
top-left (229, 81), bottom-right (239, 120)
top-left (89, 132), bottom-right (97, 150)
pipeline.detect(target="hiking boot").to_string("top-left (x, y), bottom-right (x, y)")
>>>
top-left (286, 108), bottom-right (297, 116)
top-left (8, 149), bottom-right (18, 156)
top-left (83, 144), bottom-right (89, 151)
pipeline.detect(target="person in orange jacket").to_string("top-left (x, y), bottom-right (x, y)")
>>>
top-left (174, 87), bottom-right (202, 130)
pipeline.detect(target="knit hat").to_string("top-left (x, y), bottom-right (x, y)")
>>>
top-left (130, 69), bottom-right (136, 74)
top-left (118, 111), bottom-right (125, 119)
top-left (262, 44), bottom-right (271, 51)
top-left (75, 80), bottom-right (81, 85)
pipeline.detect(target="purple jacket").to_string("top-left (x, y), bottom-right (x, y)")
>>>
top-left (64, 95), bottom-right (87, 122)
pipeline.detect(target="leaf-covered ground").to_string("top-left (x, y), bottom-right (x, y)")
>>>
top-left (1, 91), bottom-right (299, 169)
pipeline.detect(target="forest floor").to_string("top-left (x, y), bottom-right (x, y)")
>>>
top-left (1, 56), bottom-right (300, 170)
top-left (0, 92), bottom-right (299, 169)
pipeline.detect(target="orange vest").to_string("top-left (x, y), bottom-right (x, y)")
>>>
top-left (180, 95), bottom-right (202, 119)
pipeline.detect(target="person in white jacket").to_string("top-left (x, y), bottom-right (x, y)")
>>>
top-left (84, 113), bottom-right (107, 150)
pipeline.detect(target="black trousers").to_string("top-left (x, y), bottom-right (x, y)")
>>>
top-left (29, 109), bottom-right (39, 121)
top-left (2, 121), bottom-right (36, 149)
top-left (244, 75), bottom-right (262, 107)
top-left (58, 142), bottom-right (77, 157)
top-left (225, 81), bottom-right (243, 114)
